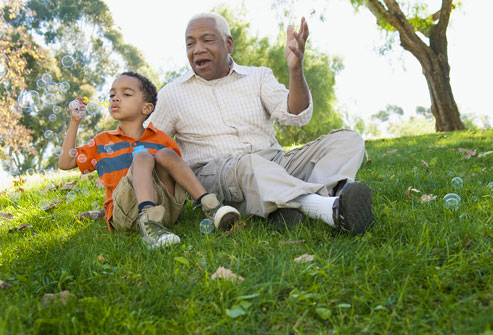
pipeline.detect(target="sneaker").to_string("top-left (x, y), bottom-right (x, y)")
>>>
top-left (137, 205), bottom-right (180, 247)
top-left (332, 182), bottom-right (374, 235)
top-left (200, 194), bottom-right (240, 230)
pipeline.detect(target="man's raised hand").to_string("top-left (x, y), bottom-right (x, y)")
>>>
top-left (285, 17), bottom-right (309, 71)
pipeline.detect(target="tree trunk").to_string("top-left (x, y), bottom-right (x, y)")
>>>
top-left (365, 0), bottom-right (466, 132)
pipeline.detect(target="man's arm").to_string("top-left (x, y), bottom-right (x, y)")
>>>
top-left (58, 99), bottom-right (84, 170)
top-left (286, 17), bottom-right (310, 115)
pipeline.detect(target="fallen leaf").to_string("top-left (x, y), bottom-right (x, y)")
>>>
top-left (42, 290), bottom-right (75, 306)
top-left (12, 178), bottom-right (26, 186)
top-left (279, 239), bottom-right (306, 245)
top-left (381, 149), bottom-right (398, 158)
top-left (8, 223), bottom-right (32, 233)
top-left (405, 186), bottom-right (420, 199)
top-left (41, 200), bottom-right (62, 211)
top-left (294, 254), bottom-right (315, 263)
top-left (0, 212), bottom-right (14, 219)
top-left (420, 194), bottom-right (437, 203)
top-left (60, 181), bottom-right (78, 190)
top-left (75, 209), bottom-right (105, 220)
top-left (478, 150), bottom-right (493, 158)
top-left (458, 148), bottom-right (477, 159)
top-left (365, 150), bottom-right (371, 163)
top-left (0, 280), bottom-right (12, 289)
top-left (421, 160), bottom-right (430, 168)
top-left (97, 254), bottom-right (105, 262)
top-left (42, 182), bottom-right (58, 193)
top-left (211, 267), bottom-right (244, 282)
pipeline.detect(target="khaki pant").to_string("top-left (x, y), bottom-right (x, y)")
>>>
top-left (193, 129), bottom-right (365, 217)
top-left (111, 169), bottom-right (186, 231)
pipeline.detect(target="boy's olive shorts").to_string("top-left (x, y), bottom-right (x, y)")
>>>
top-left (111, 169), bottom-right (186, 231)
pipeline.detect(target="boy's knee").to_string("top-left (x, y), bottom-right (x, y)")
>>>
top-left (131, 151), bottom-right (154, 169)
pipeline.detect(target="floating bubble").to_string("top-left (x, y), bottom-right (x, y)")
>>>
top-left (61, 55), bottom-right (75, 68)
top-left (451, 177), bottom-right (463, 189)
top-left (91, 201), bottom-right (99, 210)
top-left (71, 110), bottom-right (80, 118)
top-left (39, 199), bottom-right (49, 210)
top-left (443, 193), bottom-right (461, 211)
top-left (104, 143), bottom-right (113, 154)
top-left (41, 73), bottom-right (52, 83)
top-left (471, 196), bottom-right (478, 202)
top-left (67, 191), bottom-right (77, 202)
top-left (91, 158), bottom-right (97, 167)
top-left (78, 104), bottom-right (87, 112)
top-left (17, 90), bottom-right (40, 109)
top-left (59, 82), bottom-right (70, 93)
top-left (199, 219), bottom-right (214, 234)
top-left (54, 147), bottom-right (62, 157)
top-left (77, 154), bottom-right (87, 163)
top-left (44, 129), bottom-right (54, 139)
top-left (87, 101), bottom-right (101, 115)
top-left (488, 182), bottom-right (493, 189)
top-left (69, 99), bottom-right (80, 110)
top-left (11, 192), bottom-right (21, 202)
top-left (53, 106), bottom-right (61, 114)
top-left (81, 187), bottom-right (90, 196)
top-left (46, 81), bottom-right (57, 92)
top-left (69, 148), bottom-right (78, 158)
top-left (200, 258), bottom-right (207, 267)
top-left (36, 78), bottom-right (46, 89)
top-left (87, 139), bottom-right (95, 147)
top-left (27, 168), bottom-right (34, 175)
top-left (48, 114), bottom-right (57, 122)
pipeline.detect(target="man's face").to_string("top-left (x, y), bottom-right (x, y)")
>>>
top-left (185, 18), bottom-right (233, 81)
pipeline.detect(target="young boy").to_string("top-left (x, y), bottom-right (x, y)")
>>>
top-left (58, 71), bottom-right (240, 248)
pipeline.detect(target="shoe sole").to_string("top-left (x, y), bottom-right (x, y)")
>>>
top-left (339, 182), bottom-right (374, 235)
top-left (214, 206), bottom-right (241, 230)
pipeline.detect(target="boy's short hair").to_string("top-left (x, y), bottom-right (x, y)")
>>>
top-left (120, 72), bottom-right (157, 113)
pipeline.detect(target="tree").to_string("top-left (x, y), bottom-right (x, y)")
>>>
top-left (349, 0), bottom-right (465, 132)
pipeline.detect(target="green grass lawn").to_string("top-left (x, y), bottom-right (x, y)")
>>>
top-left (1, 129), bottom-right (492, 335)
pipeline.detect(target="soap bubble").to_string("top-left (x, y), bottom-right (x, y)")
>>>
top-left (61, 55), bottom-right (75, 68)
top-left (68, 148), bottom-right (78, 158)
top-left (27, 168), bottom-right (34, 175)
top-left (443, 193), bottom-right (461, 211)
top-left (43, 93), bottom-right (57, 105)
top-left (59, 82), bottom-right (70, 93)
top-left (36, 78), bottom-right (46, 89)
top-left (87, 101), bottom-right (101, 115)
top-left (78, 104), bottom-right (87, 112)
top-left (39, 199), bottom-right (50, 210)
top-left (48, 114), bottom-right (57, 122)
top-left (91, 201), bottom-right (99, 210)
top-left (87, 139), bottom-right (95, 147)
top-left (91, 159), bottom-right (97, 167)
top-left (77, 154), bottom-right (87, 163)
top-left (68, 99), bottom-right (80, 110)
top-left (104, 144), bottom-right (113, 154)
top-left (11, 192), bottom-right (21, 202)
top-left (54, 147), bottom-right (62, 157)
top-left (67, 191), bottom-right (77, 202)
top-left (488, 182), bottom-right (493, 189)
top-left (41, 73), bottom-right (52, 83)
top-left (44, 129), bottom-right (54, 139)
top-left (451, 177), bottom-right (463, 189)
top-left (17, 90), bottom-right (40, 109)
top-left (46, 81), bottom-right (57, 92)
top-left (81, 187), bottom-right (90, 196)
top-left (199, 219), bottom-right (214, 234)
top-left (53, 106), bottom-right (61, 114)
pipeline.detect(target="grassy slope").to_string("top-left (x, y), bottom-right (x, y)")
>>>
top-left (0, 129), bottom-right (492, 335)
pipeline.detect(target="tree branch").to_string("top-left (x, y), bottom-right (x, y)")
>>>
top-left (435, 0), bottom-right (453, 37)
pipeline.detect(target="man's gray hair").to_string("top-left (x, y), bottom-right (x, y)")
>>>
top-left (188, 12), bottom-right (231, 42)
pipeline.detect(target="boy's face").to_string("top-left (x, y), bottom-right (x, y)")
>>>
top-left (109, 75), bottom-right (153, 121)
top-left (185, 18), bottom-right (233, 81)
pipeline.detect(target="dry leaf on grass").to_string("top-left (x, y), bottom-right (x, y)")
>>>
top-left (365, 150), bottom-right (371, 163)
top-left (225, 219), bottom-right (247, 236)
top-left (8, 223), bottom-right (32, 233)
top-left (405, 186), bottom-right (420, 199)
top-left (211, 267), bottom-right (244, 282)
top-left (478, 151), bottom-right (493, 158)
top-left (421, 160), bottom-right (430, 168)
top-left (0, 212), bottom-right (14, 219)
top-left (381, 149), bottom-right (398, 158)
top-left (42, 290), bottom-right (75, 306)
top-left (420, 194), bottom-right (437, 203)
top-left (0, 280), bottom-right (12, 289)
top-left (60, 181), bottom-right (78, 190)
top-left (458, 148), bottom-right (477, 159)
top-left (41, 200), bottom-right (63, 211)
top-left (97, 254), bottom-right (105, 262)
top-left (75, 209), bottom-right (105, 220)
top-left (294, 254), bottom-right (315, 263)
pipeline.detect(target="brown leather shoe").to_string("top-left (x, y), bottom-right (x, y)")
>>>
top-left (332, 182), bottom-right (374, 235)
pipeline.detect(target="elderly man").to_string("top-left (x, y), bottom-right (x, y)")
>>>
top-left (150, 12), bottom-right (374, 234)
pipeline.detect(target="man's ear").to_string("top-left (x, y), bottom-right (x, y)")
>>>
top-left (226, 36), bottom-right (234, 54)
top-left (143, 103), bottom-right (154, 116)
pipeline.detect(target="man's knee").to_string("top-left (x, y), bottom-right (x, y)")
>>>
top-left (327, 129), bottom-right (365, 151)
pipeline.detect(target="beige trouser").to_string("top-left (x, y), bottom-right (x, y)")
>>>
top-left (111, 169), bottom-right (186, 231)
top-left (193, 129), bottom-right (365, 217)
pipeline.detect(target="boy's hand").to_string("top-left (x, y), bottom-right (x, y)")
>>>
top-left (69, 97), bottom-right (87, 122)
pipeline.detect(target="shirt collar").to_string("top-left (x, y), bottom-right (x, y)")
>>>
top-left (107, 122), bottom-right (158, 137)
top-left (176, 57), bottom-right (247, 83)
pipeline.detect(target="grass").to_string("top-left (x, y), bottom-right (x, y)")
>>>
top-left (1, 129), bottom-right (492, 335)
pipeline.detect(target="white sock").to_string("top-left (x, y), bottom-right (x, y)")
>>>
top-left (296, 194), bottom-right (337, 227)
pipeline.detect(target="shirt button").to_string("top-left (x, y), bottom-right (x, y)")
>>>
top-left (132, 142), bottom-right (136, 146)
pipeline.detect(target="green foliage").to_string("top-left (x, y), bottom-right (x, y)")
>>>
top-left (1, 129), bottom-right (492, 333)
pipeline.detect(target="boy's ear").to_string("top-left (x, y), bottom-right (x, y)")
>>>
top-left (142, 102), bottom-right (154, 116)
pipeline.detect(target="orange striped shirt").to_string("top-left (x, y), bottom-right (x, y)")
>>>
top-left (76, 122), bottom-right (181, 231)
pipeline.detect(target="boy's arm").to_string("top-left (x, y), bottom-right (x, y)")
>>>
top-left (58, 99), bottom-right (85, 170)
